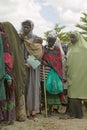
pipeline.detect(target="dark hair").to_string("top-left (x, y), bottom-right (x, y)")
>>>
top-left (22, 20), bottom-right (31, 27)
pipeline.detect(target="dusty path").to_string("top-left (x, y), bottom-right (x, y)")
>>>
top-left (2, 106), bottom-right (87, 130)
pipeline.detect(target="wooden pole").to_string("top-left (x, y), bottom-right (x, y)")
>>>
top-left (43, 65), bottom-right (47, 117)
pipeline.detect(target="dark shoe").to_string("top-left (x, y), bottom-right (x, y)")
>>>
top-left (0, 124), bottom-right (1, 130)
top-left (59, 114), bottom-right (74, 120)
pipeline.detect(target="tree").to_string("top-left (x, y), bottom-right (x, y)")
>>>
top-left (76, 12), bottom-right (87, 40)
top-left (44, 23), bottom-right (70, 44)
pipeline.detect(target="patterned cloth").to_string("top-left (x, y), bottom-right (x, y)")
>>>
top-left (42, 46), bottom-right (63, 79)
top-left (0, 23), bottom-right (16, 121)
top-left (20, 35), bottom-right (43, 59)
top-left (40, 45), bottom-right (63, 106)
top-left (2, 22), bottom-right (26, 121)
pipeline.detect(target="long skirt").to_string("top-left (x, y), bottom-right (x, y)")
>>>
top-left (25, 67), bottom-right (40, 116)
top-left (40, 81), bottom-right (61, 105)
top-left (0, 86), bottom-right (16, 121)
top-left (66, 98), bottom-right (83, 118)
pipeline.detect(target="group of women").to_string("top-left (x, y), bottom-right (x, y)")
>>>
top-left (0, 19), bottom-right (87, 128)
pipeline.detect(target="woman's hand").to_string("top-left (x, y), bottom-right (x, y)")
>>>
top-left (42, 60), bottom-right (48, 66)
top-left (7, 80), bottom-right (12, 88)
top-left (8, 81), bottom-right (12, 86)
top-left (25, 63), bottom-right (31, 68)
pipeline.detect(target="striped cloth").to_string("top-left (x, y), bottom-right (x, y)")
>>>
top-left (40, 64), bottom-right (51, 82)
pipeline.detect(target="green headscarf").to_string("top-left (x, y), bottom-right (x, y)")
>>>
top-left (69, 31), bottom-right (87, 48)
top-left (67, 31), bottom-right (87, 99)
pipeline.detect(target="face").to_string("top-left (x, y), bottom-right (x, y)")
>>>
top-left (22, 25), bottom-right (31, 35)
top-left (47, 37), bottom-right (56, 47)
top-left (34, 37), bottom-right (42, 44)
top-left (70, 34), bottom-right (77, 44)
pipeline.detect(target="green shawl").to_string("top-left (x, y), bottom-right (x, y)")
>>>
top-left (67, 31), bottom-right (87, 99)
top-left (0, 34), bottom-right (6, 100)
top-left (2, 22), bottom-right (26, 97)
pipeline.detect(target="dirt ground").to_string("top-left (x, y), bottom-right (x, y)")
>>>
top-left (1, 106), bottom-right (87, 130)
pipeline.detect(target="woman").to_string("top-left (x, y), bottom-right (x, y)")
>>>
top-left (40, 33), bottom-right (64, 115)
top-left (0, 23), bottom-right (15, 125)
top-left (60, 31), bottom-right (87, 119)
top-left (2, 22), bottom-right (26, 121)
top-left (20, 20), bottom-right (43, 120)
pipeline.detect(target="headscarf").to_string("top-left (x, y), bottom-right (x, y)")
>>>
top-left (47, 30), bottom-right (64, 56)
top-left (69, 31), bottom-right (87, 48)
top-left (55, 37), bottom-right (64, 56)
top-left (22, 20), bottom-right (34, 31)
top-left (48, 30), bottom-right (57, 39)
top-left (67, 31), bottom-right (87, 99)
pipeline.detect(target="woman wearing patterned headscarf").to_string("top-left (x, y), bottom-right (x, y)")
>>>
top-left (20, 20), bottom-right (43, 120)
top-left (40, 32), bottom-right (64, 115)
top-left (60, 31), bottom-right (87, 119)
top-left (2, 22), bottom-right (26, 122)
top-left (0, 23), bottom-right (16, 125)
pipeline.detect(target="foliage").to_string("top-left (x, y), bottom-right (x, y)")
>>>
top-left (44, 23), bottom-right (70, 44)
top-left (76, 12), bottom-right (87, 41)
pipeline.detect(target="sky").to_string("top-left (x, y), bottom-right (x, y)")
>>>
top-left (0, 0), bottom-right (87, 38)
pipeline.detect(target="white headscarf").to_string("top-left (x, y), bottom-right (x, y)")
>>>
top-left (55, 37), bottom-right (64, 56)
top-left (48, 30), bottom-right (57, 39)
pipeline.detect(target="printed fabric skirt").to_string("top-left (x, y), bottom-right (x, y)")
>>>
top-left (40, 81), bottom-right (61, 105)
top-left (0, 86), bottom-right (16, 122)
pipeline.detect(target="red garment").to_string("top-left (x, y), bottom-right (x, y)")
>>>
top-left (42, 46), bottom-right (63, 79)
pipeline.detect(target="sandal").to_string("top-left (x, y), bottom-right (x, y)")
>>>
top-left (17, 117), bottom-right (26, 122)
top-left (27, 114), bottom-right (38, 121)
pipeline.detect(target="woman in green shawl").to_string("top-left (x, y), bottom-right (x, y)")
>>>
top-left (0, 23), bottom-right (15, 125)
top-left (60, 31), bottom-right (87, 119)
top-left (2, 22), bottom-right (26, 121)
